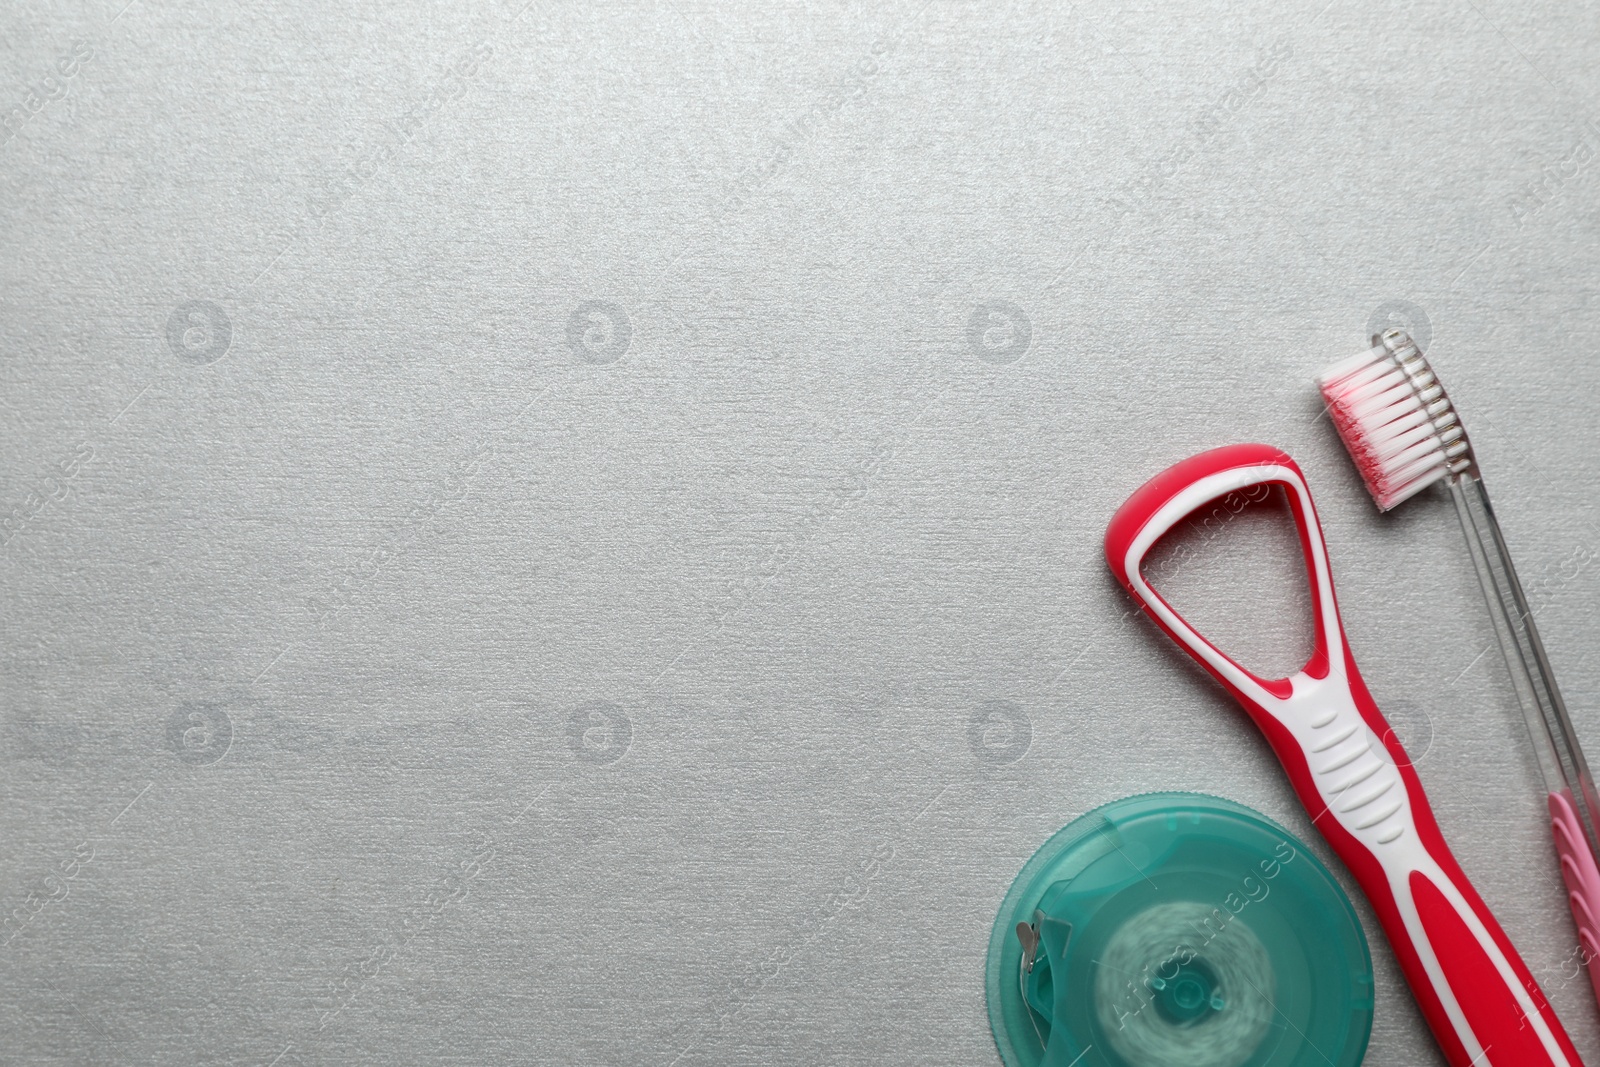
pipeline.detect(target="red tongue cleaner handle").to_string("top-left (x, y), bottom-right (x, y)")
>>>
top-left (1104, 443), bottom-right (1582, 1067)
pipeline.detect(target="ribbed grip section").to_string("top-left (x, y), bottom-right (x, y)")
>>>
top-left (1550, 789), bottom-right (1600, 1006)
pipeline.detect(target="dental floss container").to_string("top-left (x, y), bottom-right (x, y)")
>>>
top-left (987, 792), bottom-right (1374, 1067)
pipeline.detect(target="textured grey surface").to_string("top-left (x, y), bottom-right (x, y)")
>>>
top-left (3, 0), bottom-right (1600, 1063)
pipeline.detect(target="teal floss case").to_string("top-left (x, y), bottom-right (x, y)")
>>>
top-left (987, 793), bottom-right (1374, 1067)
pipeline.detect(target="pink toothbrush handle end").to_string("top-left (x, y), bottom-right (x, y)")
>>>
top-left (1548, 789), bottom-right (1600, 1007)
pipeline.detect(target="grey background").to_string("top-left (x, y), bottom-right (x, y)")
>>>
top-left (3, 0), bottom-right (1600, 1063)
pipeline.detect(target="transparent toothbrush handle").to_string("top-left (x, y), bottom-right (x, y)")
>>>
top-left (1449, 474), bottom-right (1600, 997)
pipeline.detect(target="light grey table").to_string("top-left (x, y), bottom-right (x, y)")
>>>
top-left (4, 1), bottom-right (1600, 1063)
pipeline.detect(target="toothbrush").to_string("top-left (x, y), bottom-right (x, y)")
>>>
top-left (1106, 443), bottom-right (1582, 1067)
top-left (1319, 329), bottom-right (1600, 1010)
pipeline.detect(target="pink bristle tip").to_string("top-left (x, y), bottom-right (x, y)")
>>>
top-left (1316, 332), bottom-right (1471, 511)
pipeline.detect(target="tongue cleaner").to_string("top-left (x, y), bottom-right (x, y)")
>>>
top-left (1105, 444), bottom-right (1582, 1067)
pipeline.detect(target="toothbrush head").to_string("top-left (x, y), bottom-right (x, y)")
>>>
top-left (1317, 329), bottom-right (1475, 511)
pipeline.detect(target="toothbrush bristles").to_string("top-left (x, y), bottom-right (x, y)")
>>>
top-left (1317, 330), bottom-right (1473, 511)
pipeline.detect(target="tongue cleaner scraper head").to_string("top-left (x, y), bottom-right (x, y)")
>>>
top-left (1104, 443), bottom-right (1582, 1067)
top-left (1320, 329), bottom-right (1600, 1009)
